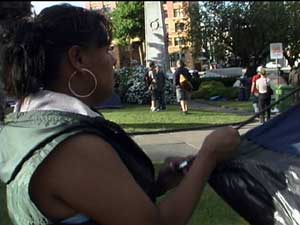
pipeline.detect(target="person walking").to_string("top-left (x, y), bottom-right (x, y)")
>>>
top-left (173, 59), bottom-right (193, 114)
top-left (288, 63), bottom-right (300, 105)
top-left (148, 61), bottom-right (159, 112)
top-left (256, 68), bottom-right (272, 123)
top-left (155, 64), bottom-right (167, 110)
top-left (0, 4), bottom-right (240, 225)
top-left (250, 66), bottom-right (263, 114)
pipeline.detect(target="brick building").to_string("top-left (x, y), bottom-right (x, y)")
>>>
top-left (85, 1), bottom-right (195, 69)
top-left (85, 1), bottom-right (117, 13)
top-left (162, 1), bottom-right (195, 69)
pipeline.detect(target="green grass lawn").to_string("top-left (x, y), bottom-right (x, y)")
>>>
top-left (154, 164), bottom-right (249, 225)
top-left (187, 185), bottom-right (249, 225)
top-left (156, 185), bottom-right (249, 225)
top-left (203, 100), bottom-right (253, 112)
top-left (101, 105), bottom-right (249, 134)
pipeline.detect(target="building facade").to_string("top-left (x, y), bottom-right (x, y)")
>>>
top-left (162, 1), bottom-right (195, 69)
top-left (85, 1), bottom-right (195, 69)
top-left (85, 1), bottom-right (117, 13)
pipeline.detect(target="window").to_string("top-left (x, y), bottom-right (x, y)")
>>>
top-left (165, 24), bottom-right (169, 31)
top-left (174, 37), bottom-right (185, 46)
top-left (175, 22), bottom-right (184, 32)
top-left (164, 10), bottom-right (168, 18)
top-left (173, 8), bottom-right (182, 17)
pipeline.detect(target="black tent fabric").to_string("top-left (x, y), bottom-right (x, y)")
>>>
top-left (209, 105), bottom-right (300, 225)
top-left (246, 105), bottom-right (300, 156)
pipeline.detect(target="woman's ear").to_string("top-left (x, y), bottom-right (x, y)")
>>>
top-left (67, 45), bottom-right (85, 71)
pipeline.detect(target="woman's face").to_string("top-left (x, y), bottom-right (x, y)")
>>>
top-left (84, 44), bottom-right (116, 103)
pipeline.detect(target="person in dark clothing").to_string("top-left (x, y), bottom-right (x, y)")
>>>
top-left (173, 59), bottom-right (192, 114)
top-left (155, 64), bottom-right (167, 110)
top-left (148, 61), bottom-right (159, 112)
top-left (289, 63), bottom-right (300, 105)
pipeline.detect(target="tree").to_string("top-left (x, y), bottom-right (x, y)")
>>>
top-left (283, 1), bottom-right (300, 67)
top-left (111, 2), bottom-right (144, 64)
top-left (0, 1), bottom-right (32, 47)
top-left (187, 3), bottom-right (204, 64)
top-left (0, 1), bottom-right (32, 118)
top-left (188, 1), bottom-right (300, 68)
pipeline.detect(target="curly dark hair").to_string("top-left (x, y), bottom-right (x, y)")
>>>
top-left (0, 4), bottom-right (112, 99)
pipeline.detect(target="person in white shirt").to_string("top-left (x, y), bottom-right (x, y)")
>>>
top-left (256, 68), bottom-right (272, 123)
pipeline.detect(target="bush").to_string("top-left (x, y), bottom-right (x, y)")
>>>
top-left (115, 65), bottom-right (176, 104)
top-left (200, 77), bottom-right (237, 87)
top-left (191, 76), bottom-right (201, 90)
top-left (191, 80), bottom-right (239, 100)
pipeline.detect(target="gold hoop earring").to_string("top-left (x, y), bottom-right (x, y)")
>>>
top-left (68, 68), bottom-right (98, 98)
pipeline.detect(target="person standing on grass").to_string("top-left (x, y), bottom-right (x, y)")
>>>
top-left (250, 66), bottom-right (263, 115)
top-left (155, 64), bottom-right (167, 110)
top-left (148, 61), bottom-right (159, 112)
top-left (289, 63), bottom-right (300, 105)
top-left (173, 59), bottom-right (192, 114)
top-left (256, 68), bottom-right (272, 123)
top-left (0, 4), bottom-right (240, 225)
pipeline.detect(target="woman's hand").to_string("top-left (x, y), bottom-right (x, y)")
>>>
top-left (155, 156), bottom-right (194, 197)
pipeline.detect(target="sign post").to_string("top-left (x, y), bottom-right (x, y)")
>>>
top-left (270, 43), bottom-right (283, 85)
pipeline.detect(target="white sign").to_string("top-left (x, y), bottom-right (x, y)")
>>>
top-left (270, 43), bottom-right (283, 59)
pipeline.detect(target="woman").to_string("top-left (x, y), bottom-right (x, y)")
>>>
top-left (256, 68), bottom-right (272, 123)
top-left (250, 66), bottom-right (263, 115)
top-left (173, 59), bottom-right (192, 114)
top-left (0, 4), bottom-right (240, 225)
top-left (148, 61), bottom-right (159, 112)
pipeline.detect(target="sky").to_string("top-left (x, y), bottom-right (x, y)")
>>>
top-left (31, 1), bottom-right (86, 15)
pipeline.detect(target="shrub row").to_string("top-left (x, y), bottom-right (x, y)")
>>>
top-left (115, 66), bottom-right (176, 104)
top-left (114, 66), bottom-right (239, 103)
top-left (191, 80), bottom-right (239, 100)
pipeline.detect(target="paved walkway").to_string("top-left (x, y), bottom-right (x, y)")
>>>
top-left (131, 100), bottom-right (262, 162)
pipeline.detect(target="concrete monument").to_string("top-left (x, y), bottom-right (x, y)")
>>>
top-left (144, 1), bottom-right (169, 72)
